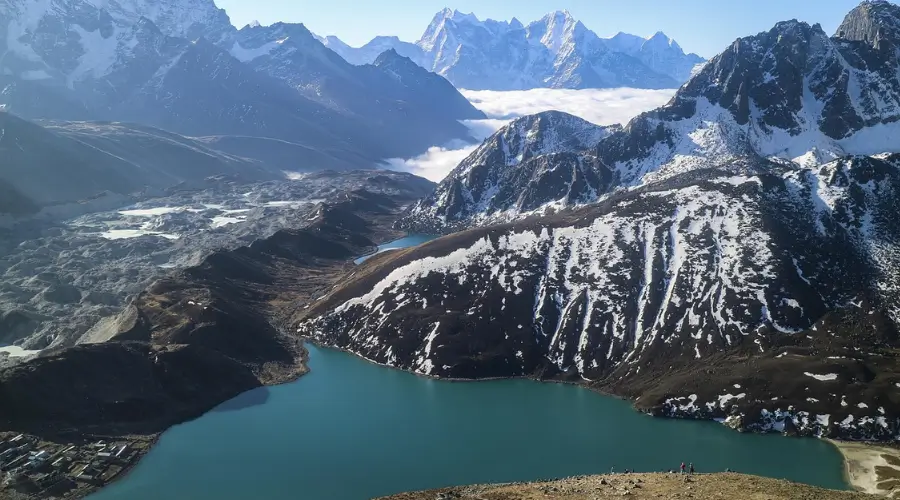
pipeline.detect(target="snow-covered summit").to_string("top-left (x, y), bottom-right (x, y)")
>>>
top-left (320, 9), bottom-right (704, 90)
top-left (399, 111), bottom-right (620, 230)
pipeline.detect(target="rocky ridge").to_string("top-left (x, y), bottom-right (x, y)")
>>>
top-left (398, 111), bottom-right (620, 232)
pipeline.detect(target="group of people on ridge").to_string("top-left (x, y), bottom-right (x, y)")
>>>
top-left (680, 462), bottom-right (695, 474)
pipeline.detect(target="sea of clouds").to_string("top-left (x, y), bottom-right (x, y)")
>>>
top-left (383, 88), bottom-right (676, 182)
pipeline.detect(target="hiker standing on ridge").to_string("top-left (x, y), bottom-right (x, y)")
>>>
top-left (680, 462), bottom-right (686, 474)
top-left (689, 463), bottom-right (695, 475)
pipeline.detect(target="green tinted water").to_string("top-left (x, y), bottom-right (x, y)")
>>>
top-left (91, 345), bottom-right (848, 500)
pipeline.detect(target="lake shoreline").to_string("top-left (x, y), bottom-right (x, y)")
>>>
top-left (66, 228), bottom-right (854, 497)
top-left (830, 439), bottom-right (900, 497)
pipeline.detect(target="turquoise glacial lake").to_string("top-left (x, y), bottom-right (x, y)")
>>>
top-left (90, 235), bottom-right (849, 500)
top-left (354, 234), bottom-right (439, 264)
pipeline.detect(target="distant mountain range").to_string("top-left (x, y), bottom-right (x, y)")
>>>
top-left (0, 0), bottom-right (484, 213)
top-left (318, 9), bottom-right (706, 90)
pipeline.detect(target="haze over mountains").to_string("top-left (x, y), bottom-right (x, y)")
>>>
top-left (0, 0), bottom-right (483, 214)
top-left (319, 8), bottom-right (706, 90)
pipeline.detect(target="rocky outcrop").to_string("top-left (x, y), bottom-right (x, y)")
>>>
top-left (836, 0), bottom-right (900, 45)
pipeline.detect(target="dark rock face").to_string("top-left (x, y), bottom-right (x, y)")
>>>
top-left (0, 311), bottom-right (43, 345)
top-left (836, 0), bottom-right (900, 45)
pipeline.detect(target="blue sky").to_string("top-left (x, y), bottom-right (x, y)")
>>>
top-left (215, 0), bottom-right (867, 58)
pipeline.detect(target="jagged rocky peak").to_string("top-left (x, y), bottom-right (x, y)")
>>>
top-left (702, 15), bottom-right (898, 139)
top-left (84, 0), bottom-right (235, 42)
top-left (645, 31), bottom-right (680, 50)
top-left (836, 0), bottom-right (900, 45)
top-left (371, 48), bottom-right (425, 80)
top-left (373, 48), bottom-right (409, 65)
top-left (529, 10), bottom-right (591, 54)
top-left (398, 111), bottom-right (619, 231)
top-left (321, 7), bottom-right (700, 89)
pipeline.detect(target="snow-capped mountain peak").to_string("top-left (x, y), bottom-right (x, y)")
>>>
top-left (82, 0), bottom-right (234, 42)
top-left (645, 31), bottom-right (681, 51)
top-left (531, 10), bottom-right (586, 56)
top-left (324, 8), bottom-right (702, 90)
top-left (447, 8), bottom-right (481, 25)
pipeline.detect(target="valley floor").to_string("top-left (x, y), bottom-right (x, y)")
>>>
top-left (834, 440), bottom-right (900, 498)
top-left (378, 472), bottom-right (874, 500)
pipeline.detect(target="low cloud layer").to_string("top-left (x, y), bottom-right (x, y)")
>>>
top-left (385, 87), bottom-right (676, 182)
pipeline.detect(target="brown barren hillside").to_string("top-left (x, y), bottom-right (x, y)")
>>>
top-left (378, 473), bottom-right (874, 500)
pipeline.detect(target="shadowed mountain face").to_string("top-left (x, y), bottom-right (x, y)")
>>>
top-left (0, 0), bottom-right (484, 169)
top-left (296, 2), bottom-right (900, 442)
top-left (0, 112), bottom-right (287, 217)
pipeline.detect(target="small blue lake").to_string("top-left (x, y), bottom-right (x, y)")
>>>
top-left (354, 234), bottom-right (439, 264)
